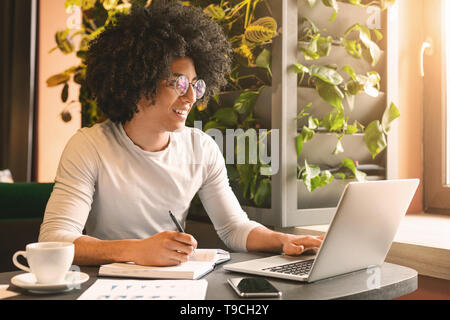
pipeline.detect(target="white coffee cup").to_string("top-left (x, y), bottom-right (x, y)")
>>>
top-left (12, 242), bottom-right (75, 284)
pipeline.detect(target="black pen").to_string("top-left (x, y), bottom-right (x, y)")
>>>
top-left (169, 210), bottom-right (185, 233)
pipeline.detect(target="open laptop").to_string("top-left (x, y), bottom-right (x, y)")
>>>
top-left (224, 179), bottom-right (419, 283)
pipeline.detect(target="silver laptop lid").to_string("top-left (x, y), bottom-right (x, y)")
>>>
top-left (307, 179), bottom-right (419, 282)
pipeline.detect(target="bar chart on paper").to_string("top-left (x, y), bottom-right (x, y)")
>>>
top-left (77, 279), bottom-right (208, 300)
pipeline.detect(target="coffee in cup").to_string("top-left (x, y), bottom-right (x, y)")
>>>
top-left (12, 242), bottom-right (74, 284)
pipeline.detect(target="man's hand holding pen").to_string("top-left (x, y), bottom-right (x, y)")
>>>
top-left (131, 230), bottom-right (198, 266)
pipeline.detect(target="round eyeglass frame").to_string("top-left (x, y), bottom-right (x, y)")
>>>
top-left (168, 75), bottom-right (206, 100)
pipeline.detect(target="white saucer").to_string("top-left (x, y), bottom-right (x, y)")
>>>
top-left (11, 271), bottom-right (89, 294)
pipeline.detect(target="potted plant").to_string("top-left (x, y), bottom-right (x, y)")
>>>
top-left (185, 0), bottom-right (278, 209)
top-left (293, 0), bottom-right (399, 208)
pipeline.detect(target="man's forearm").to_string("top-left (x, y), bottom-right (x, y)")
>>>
top-left (246, 226), bottom-right (289, 253)
top-left (73, 235), bottom-right (139, 265)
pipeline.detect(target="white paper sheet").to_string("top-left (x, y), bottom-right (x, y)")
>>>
top-left (0, 285), bottom-right (19, 299)
top-left (77, 279), bottom-right (208, 300)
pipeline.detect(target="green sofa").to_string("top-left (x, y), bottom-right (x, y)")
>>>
top-left (0, 182), bottom-right (54, 272)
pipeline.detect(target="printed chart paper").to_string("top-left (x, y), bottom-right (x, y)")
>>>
top-left (77, 279), bottom-right (208, 300)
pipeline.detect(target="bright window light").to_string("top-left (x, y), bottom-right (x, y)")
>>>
top-left (446, 0), bottom-right (450, 184)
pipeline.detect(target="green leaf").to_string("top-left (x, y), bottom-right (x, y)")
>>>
top-left (366, 41), bottom-right (382, 67)
top-left (310, 65), bottom-right (343, 85)
top-left (381, 102), bottom-right (400, 132)
top-left (347, 0), bottom-right (362, 5)
top-left (315, 79), bottom-right (344, 109)
top-left (373, 29), bottom-right (383, 42)
top-left (329, 9), bottom-right (338, 22)
top-left (233, 91), bottom-right (259, 115)
top-left (204, 4), bottom-right (226, 21)
top-left (302, 161), bottom-right (334, 192)
top-left (342, 65), bottom-right (357, 80)
top-left (308, 116), bottom-right (319, 129)
top-left (345, 125), bottom-right (358, 135)
top-left (237, 164), bottom-right (252, 199)
top-left (55, 29), bottom-right (74, 54)
top-left (364, 120), bottom-right (387, 158)
top-left (358, 25), bottom-right (382, 67)
top-left (293, 63), bottom-right (310, 75)
top-left (345, 93), bottom-right (355, 112)
top-left (333, 140), bottom-right (344, 155)
top-left (80, 0), bottom-right (96, 10)
top-left (345, 79), bottom-right (363, 95)
top-left (296, 135), bottom-right (304, 157)
top-left (226, 165), bottom-right (240, 181)
top-left (74, 67), bottom-right (86, 85)
top-left (341, 38), bottom-right (362, 59)
top-left (242, 112), bottom-right (257, 127)
top-left (260, 164), bottom-right (272, 176)
top-left (353, 120), bottom-right (365, 133)
top-left (300, 36), bottom-right (320, 60)
top-left (61, 83), bottom-right (69, 103)
top-left (296, 125), bottom-right (316, 157)
top-left (344, 24), bottom-right (359, 38)
top-left (301, 126), bottom-right (315, 142)
top-left (336, 172), bottom-right (346, 180)
top-left (297, 102), bottom-right (313, 120)
top-left (103, 0), bottom-right (119, 10)
top-left (254, 179), bottom-right (271, 207)
top-left (46, 73), bottom-right (70, 87)
top-left (315, 170), bottom-right (334, 191)
top-left (300, 34), bottom-right (332, 60)
top-left (341, 158), bottom-right (356, 172)
top-left (65, 0), bottom-right (81, 9)
top-left (302, 161), bottom-right (320, 192)
top-left (341, 158), bottom-right (367, 182)
top-left (320, 107), bottom-right (346, 132)
top-left (213, 108), bottom-right (238, 127)
top-left (48, 46), bottom-right (59, 54)
top-left (299, 17), bottom-right (319, 39)
top-left (255, 49), bottom-right (271, 75)
top-left (316, 36), bottom-right (333, 57)
top-left (307, 0), bottom-right (317, 7)
top-left (203, 120), bottom-right (225, 132)
top-left (322, 0), bottom-right (339, 22)
top-left (250, 170), bottom-right (258, 199)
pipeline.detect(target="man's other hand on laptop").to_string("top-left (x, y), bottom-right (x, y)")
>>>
top-left (281, 235), bottom-right (324, 256)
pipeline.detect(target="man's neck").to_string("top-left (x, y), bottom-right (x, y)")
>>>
top-left (122, 119), bottom-right (170, 152)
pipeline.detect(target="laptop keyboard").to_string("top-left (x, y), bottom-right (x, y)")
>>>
top-left (262, 259), bottom-right (315, 276)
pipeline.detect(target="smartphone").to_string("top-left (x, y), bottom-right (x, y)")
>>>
top-left (227, 277), bottom-right (282, 298)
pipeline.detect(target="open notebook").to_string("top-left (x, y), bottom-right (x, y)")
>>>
top-left (98, 249), bottom-right (230, 280)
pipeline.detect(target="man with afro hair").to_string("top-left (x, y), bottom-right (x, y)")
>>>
top-left (39, 0), bottom-right (323, 266)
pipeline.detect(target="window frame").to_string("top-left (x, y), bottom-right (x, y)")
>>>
top-left (423, 0), bottom-right (450, 214)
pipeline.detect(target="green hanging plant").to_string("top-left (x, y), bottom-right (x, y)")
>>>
top-left (294, 0), bottom-right (397, 193)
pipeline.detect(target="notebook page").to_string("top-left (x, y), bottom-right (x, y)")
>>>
top-left (189, 249), bottom-right (217, 261)
top-left (190, 249), bottom-right (230, 263)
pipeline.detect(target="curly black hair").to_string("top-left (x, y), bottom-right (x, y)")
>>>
top-left (85, 0), bottom-right (232, 123)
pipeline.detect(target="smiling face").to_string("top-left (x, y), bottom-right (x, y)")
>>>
top-left (136, 56), bottom-right (199, 132)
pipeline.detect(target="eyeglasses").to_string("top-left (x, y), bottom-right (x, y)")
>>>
top-left (167, 75), bottom-right (206, 100)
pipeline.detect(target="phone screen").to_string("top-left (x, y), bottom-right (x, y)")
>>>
top-left (228, 278), bottom-right (281, 297)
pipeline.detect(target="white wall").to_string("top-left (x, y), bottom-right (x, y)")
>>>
top-left (37, 0), bottom-right (81, 182)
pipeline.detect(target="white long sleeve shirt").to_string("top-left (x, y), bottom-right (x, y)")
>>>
top-left (39, 120), bottom-right (262, 251)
